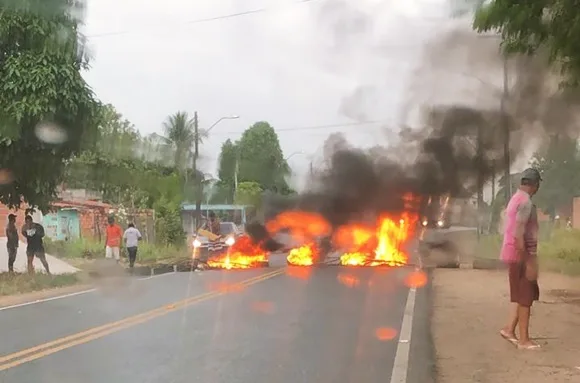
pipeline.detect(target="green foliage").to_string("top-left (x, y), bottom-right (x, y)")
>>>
top-left (236, 121), bottom-right (290, 191)
top-left (95, 103), bottom-right (139, 159)
top-left (530, 134), bottom-right (580, 217)
top-left (215, 139), bottom-right (238, 203)
top-left (153, 196), bottom-right (185, 246)
top-left (476, 229), bottom-right (580, 275)
top-left (0, 0), bottom-right (100, 211)
top-left (162, 111), bottom-right (206, 171)
top-left (473, 0), bottom-right (580, 86)
top-left (65, 150), bottom-right (183, 208)
top-left (234, 181), bottom-right (263, 206)
top-left (0, 272), bottom-right (79, 296)
top-left (44, 237), bottom-right (184, 262)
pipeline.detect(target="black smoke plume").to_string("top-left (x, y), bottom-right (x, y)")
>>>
top-left (248, 19), bottom-right (580, 254)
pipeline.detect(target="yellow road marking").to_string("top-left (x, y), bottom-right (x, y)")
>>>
top-left (0, 268), bottom-right (284, 371)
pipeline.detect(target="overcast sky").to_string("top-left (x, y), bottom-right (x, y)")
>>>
top-left (80, 0), bottom-right (462, 184)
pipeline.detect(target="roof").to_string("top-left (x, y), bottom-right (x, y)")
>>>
top-left (52, 200), bottom-right (112, 210)
top-left (181, 204), bottom-right (250, 211)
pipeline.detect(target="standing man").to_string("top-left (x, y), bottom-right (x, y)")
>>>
top-left (123, 223), bottom-right (142, 269)
top-left (105, 216), bottom-right (123, 262)
top-left (6, 214), bottom-right (19, 273)
top-left (499, 168), bottom-right (541, 350)
top-left (21, 215), bottom-right (50, 275)
top-left (202, 211), bottom-right (221, 236)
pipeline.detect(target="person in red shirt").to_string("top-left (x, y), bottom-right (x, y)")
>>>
top-left (105, 216), bottom-right (123, 262)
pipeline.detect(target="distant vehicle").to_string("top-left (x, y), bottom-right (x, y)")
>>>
top-left (419, 194), bottom-right (452, 229)
top-left (192, 222), bottom-right (242, 255)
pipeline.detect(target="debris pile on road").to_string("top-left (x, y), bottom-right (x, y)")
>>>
top-left (206, 235), bottom-right (269, 269)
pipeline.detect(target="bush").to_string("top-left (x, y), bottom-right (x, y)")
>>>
top-left (44, 237), bottom-right (187, 264)
top-left (153, 196), bottom-right (185, 246)
top-left (0, 273), bottom-right (80, 296)
top-left (476, 229), bottom-right (580, 275)
top-left (44, 238), bottom-right (104, 259)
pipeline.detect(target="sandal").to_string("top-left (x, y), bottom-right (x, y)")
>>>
top-left (517, 342), bottom-right (541, 350)
top-left (500, 329), bottom-right (518, 344)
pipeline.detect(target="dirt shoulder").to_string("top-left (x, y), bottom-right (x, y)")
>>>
top-left (433, 269), bottom-right (580, 383)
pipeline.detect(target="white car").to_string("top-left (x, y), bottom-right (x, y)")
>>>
top-left (192, 222), bottom-right (240, 254)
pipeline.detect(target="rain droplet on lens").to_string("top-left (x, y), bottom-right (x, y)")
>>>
top-left (35, 122), bottom-right (68, 144)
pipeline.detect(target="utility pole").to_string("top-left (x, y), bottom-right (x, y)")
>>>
top-left (501, 55), bottom-right (511, 203)
top-left (476, 122), bottom-right (483, 239)
top-left (193, 111), bottom-right (201, 230)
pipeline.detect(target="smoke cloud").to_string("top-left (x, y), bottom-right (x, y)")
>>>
top-left (248, 12), bottom-right (580, 254)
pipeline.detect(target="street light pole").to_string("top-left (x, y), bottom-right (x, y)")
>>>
top-left (192, 113), bottom-right (239, 230)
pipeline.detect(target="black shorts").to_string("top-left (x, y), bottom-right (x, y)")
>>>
top-left (26, 248), bottom-right (46, 259)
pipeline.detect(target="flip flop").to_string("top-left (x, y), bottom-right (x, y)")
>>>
top-left (517, 343), bottom-right (541, 350)
top-left (500, 330), bottom-right (518, 344)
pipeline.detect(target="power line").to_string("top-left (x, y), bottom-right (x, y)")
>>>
top-left (209, 120), bottom-right (388, 136)
top-left (86, 0), bottom-right (318, 39)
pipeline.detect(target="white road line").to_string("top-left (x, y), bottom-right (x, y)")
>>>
top-left (0, 288), bottom-right (97, 312)
top-left (0, 270), bottom-right (180, 312)
top-left (390, 287), bottom-right (417, 383)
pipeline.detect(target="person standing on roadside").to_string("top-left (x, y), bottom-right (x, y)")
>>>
top-left (6, 214), bottom-right (19, 273)
top-left (123, 223), bottom-right (142, 269)
top-left (499, 168), bottom-right (541, 350)
top-left (21, 215), bottom-right (50, 275)
top-left (105, 216), bottom-right (123, 262)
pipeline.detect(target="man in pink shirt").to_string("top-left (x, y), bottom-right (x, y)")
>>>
top-left (500, 168), bottom-right (541, 350)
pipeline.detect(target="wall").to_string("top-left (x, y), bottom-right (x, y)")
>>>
top-left (0, 203), bottom-right (42, 236)
top-left (42, 210), bottom-right (81, 241)
top-left (573, 197), bottom-right (580, 229)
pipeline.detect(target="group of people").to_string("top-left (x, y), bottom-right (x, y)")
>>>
top-left (4, 214), bottom-right (143, 274)
top-left (5, 214), bottom-right (51, 274)
top-left (104, 216), bottom-right (143, 268)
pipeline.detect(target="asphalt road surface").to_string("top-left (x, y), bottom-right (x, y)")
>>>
top-left (0, 255), bottom-right (434, 383)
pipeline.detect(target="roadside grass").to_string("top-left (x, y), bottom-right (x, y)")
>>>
top-left (0, 272), bottom-right (80, 296)
top-left (475, 229), bottom-right (580, 275)
top-left (43, 238), bottom-right (189, 267)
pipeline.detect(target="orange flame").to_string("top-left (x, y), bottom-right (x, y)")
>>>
top-left (207, 235), bottom-right (268, 269)
top-left (286, 242), bottom-right (319, 266)
top-left (340, 212), bottom-right (416, 267)
top-left (266, 211), bottom-right (331, 240)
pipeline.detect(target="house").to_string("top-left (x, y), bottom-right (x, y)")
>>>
top-left (43, 199), bottom-right (113, 242)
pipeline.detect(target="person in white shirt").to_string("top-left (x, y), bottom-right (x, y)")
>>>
top-left (123, 223), bottom-right (142, 269)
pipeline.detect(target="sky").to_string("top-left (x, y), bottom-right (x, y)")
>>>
top-left (80, 0), bottom-right (464, 184)
top-left (81, 0), bottom-right (527, 197)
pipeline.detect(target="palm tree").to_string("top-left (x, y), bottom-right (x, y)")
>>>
top-left (162, 111), bottom-right (207, 171)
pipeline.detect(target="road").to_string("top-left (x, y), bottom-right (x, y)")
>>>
top-left (0, 254), bottom-right (434, 383)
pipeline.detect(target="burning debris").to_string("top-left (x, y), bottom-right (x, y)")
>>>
top-left (204, 235), bottom-right (269, 270)
top-left (340, 213), bottom-right (415, 267)
top-left (286, 242), bottom-right (319, 266)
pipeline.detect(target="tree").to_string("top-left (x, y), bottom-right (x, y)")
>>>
top-left (162, 111), bottom-right (206, 171)
top-left (213, 139), bottom-right (238, 203)
top-left (236, 121), bottom-right (289, 191)
top-left (96, 104), bottom-right (139, 159)
top-left (473, 0), bottom-right (580, 86)
top-left (234, 181), bottom-right (263, 206)
top-left (0, 0), bottom-right (100, 211)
